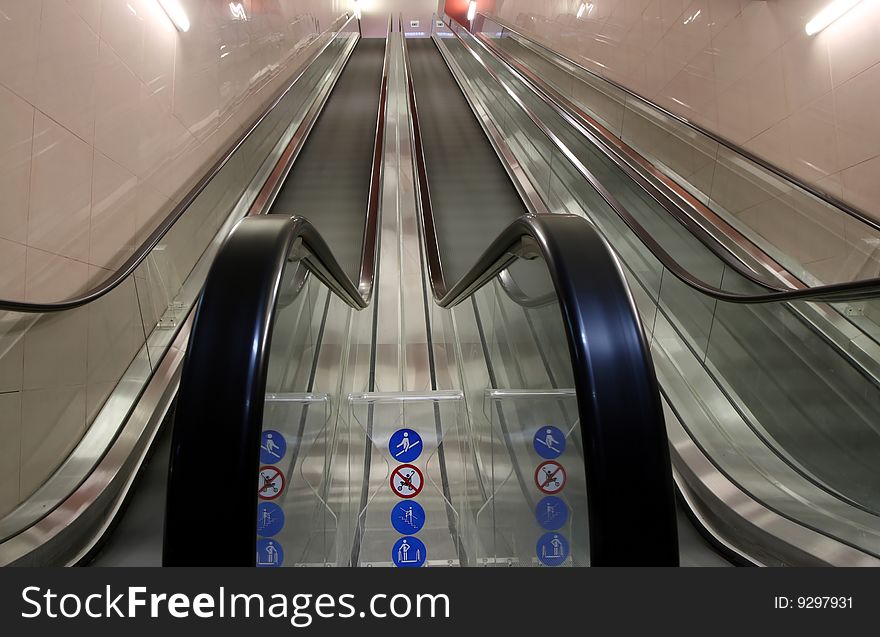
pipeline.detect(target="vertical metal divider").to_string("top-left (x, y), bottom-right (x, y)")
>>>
top-left (349, 16), bottom-right (394, 566)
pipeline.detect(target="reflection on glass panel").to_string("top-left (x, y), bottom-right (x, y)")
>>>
top-left (0, 24), bottom-right (358, 525)
top-left (446, 18), bottom-right (880, 557)
top-left (453, 252), bottom-right (588, 566)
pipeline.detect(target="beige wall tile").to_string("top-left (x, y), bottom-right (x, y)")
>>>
top-left (0, 391), bottom-right (21, 517)
top-left (0, 238), bottom-right (26, 301)
top-left (87, 275), bottom-right (141, 389)
top-left (24, 247), bottom-right (89, 304)
top-left (35, 0), bottom-right (99, 144)
top-left (0, 0), bottom-right (354, 514)
top-left (824, 0), bottom-right (880, 86)
top-left (20, 384), bottom-right (86, 499)
top-left (28, 113), bottom-right (93, 262)
top-left (744, 120), bottom-right (792, 174)
top-left (68, 0), bottom-right (102, 33)
top-left (787, 93), bottom-right (839, 182)
top-left (745, 47), bottom-right (788, 136)
top-left (90, 152), bottom-right (138, 270)
top-left (23, 305), bottom-right (89, 391)
top-left (488, 0), bottom-right (880, 222)
top-left (0, 84), bottom-right (34, 245)
top-left (841, 154), bottom-right (880, 215)
top-left (781, 29), bottom-right (831, 111)
top-left (99, 0), bottom-right (147, 75)
top-left (139, 3), bottom-right (177, 108)
top-left (0, 0), bottom-right (41, 103)
top-left (834, 62), bottom-right (880, 171)
top-left (94, 42), bottom-right (144, 175)
top-left (3, 0), bottom-right (348, 303)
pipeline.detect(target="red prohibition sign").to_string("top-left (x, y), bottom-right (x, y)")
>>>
top-left (258, 465), bottom-right (286, 500)
top-left (534, 460), bottom-right (566, 495)
top-left (390, 463), bottom-right (424, 499)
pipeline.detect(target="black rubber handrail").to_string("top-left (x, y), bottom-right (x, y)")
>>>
top-left (476, 11), bottom-right (880, 236)
top-left (0, 11), bottom-right (355, 314)
top-left (165, 19), bottom-right (393, 565)
top-left (497, 269), bottom-right (557, 308)
top-left (165, 31), bottom-right (678, 566)
top-left (163, 215), bottom-right (367, 566)
top-left (442, 18), bottom-right (880, 305)
top-left (403, 33), bottom-right (677, 564)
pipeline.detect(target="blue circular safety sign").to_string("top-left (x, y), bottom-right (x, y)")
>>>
top-left (391, 500), bottom-right (426, 535)
top-left (535, 496), bottom-right (568, 531)
top-left (533, 425), bottom-right (565, 459)
top-left (389, 428), bottom-right (422, 463)
top-left (392, 536), bottom-right (427, 568)
top-left (257, 501), bottom-right (285, 537)
top-left (260, 430), bottom-right (287, 464)
top-left (536, 532), bottom-right (569, 567)
top-left (256, 538), bottom-right (284, 567)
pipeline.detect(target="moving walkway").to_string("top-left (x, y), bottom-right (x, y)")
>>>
top-left (454, 13), bottom-right (880, 564)
top-left (3, 10), bottom-right (879, 568)
top-left (163, 16), bottom-right (677, 567)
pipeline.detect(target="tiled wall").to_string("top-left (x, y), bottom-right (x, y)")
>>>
top-left (358, 0), bottom-right (442, 36)
top-left (0, 0), bottom-right (350, 518)
top-left (0, 0), bottom-right (349, 304)
top-left (479, 0), bottom-right (880, 222)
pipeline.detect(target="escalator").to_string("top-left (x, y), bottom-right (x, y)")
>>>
top-left (163, 25), bottom-right (678, 567)
top-left (436, 15), bottom-right (880, 564)
top-left (7, 8), bottom-right (878, 569)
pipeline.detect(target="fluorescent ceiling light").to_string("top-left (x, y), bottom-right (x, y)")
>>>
top-left (229, 2), bottom-right (247, 21)
top-left (576, 3), bottom-right (594, 19)
top-left (805, 0), bottom-right (863, 35)
top-left (157, 0), bottom-right (190, 32)
top-left (467, 1), bottom-right (477, 22)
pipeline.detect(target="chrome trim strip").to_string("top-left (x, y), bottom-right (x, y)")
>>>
top-left (665, 399), bottom-right (880, 566)
top-left (0, 314), bottom-right (188, 566)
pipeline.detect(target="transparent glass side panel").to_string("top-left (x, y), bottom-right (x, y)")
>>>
top-left (258, 393), bottom-right (333, 567)
top-left (447, 19), bottom-right (880, 557)
top-left (479, 390), bottom-right (586, 567)
top-left (346, 391), bottom-right (469, 567)
top-left (0, 22), bottom-right (359, 527)
top-left (136, 30), bottom-right (358, 369)
top-left (440, 22), bottom-right (766, 296)
top-left (255, 244), bottom-right (354, 567)
top-left (452, 252), bottom-right (588, 567)
top-left (476, 16), bottom-right (880, 292)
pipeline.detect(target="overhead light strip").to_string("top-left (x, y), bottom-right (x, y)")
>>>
top-left (805, 0), bottom-right (863, 35)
